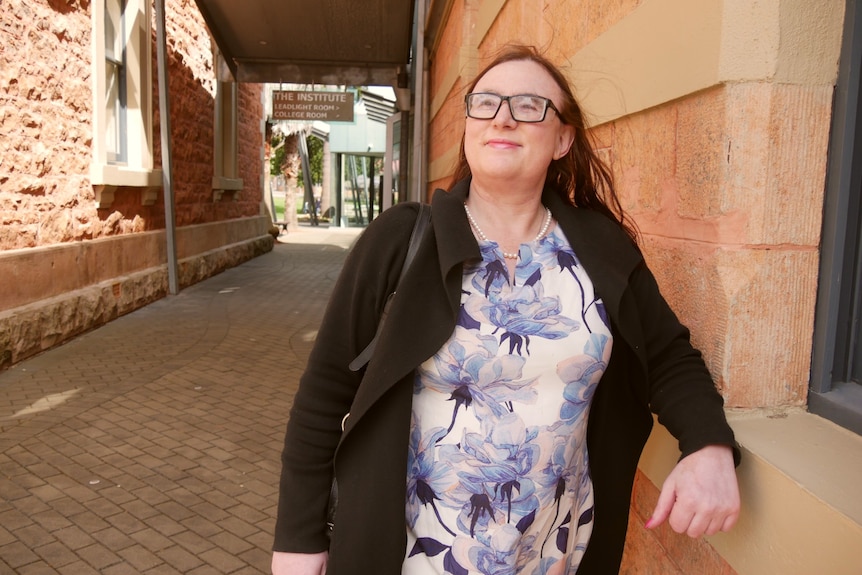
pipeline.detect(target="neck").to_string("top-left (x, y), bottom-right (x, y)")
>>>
top-left (466, 182), bottom-right (545, 235)
top-left (464, 184), bottom-right (552, 262)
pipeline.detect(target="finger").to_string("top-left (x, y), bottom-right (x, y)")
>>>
top-left (646, 480), bottom-right (677, 529)
top-left (721, 509), bottom-right (740, 532)
top-left (683, 512), bottom-right (709, 538)
top-left (668, 505), bottom-right (695, 535)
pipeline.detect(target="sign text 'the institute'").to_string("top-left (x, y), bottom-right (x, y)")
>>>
top-left (272, 91), bottom-right (355, 122)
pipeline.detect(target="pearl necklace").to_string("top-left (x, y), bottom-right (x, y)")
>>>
top-left (464, 203), bottom-right (552, 260)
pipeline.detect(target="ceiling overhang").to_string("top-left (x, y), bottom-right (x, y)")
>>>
top-left (194, 0), bottom-right (415, 110)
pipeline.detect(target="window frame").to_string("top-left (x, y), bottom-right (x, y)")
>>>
top-left (104, 0), bottom-right (127, 164)
top-left (90, 0), bottom-right (161, 206)
top-left (810, 0), bottom-right (862, 435)
top-left (212, 76), bottom-right (243, 200)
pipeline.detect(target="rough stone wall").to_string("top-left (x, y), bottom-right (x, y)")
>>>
top-left (0, 0), bottom-right (269, 369)
top-left (0, 0), bottom-right (97, 248)
top-left (0, 0), bottom-right (264, 249)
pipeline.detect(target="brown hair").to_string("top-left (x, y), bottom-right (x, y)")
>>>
top-left (450, 45), bottom-right (638, 243)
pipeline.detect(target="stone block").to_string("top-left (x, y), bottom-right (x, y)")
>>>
top-left (614, 103), bottom-right (678, 214)
top-left (643, 238), bottom-right (817, 408)
top-left (725, 82), bottom-right (831, 247)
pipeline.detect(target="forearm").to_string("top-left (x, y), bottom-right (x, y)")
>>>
top-left (630, 263), bottom-right (739, 461)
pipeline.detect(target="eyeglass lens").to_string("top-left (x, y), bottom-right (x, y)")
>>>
top-left (467, 93), bottom-right (550, 122)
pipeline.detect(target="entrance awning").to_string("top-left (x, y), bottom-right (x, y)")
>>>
top-left (194, 0), bottom-right (415, 109)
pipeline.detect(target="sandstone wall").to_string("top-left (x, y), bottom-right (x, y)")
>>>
top-left (0, 0), bottom-right (96, 248)
top-left (0, 0), bottom-right (272, 368)
top-left (426, 0), bottom-right (842, 572)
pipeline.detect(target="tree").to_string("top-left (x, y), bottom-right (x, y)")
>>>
top-left (298, 135), bottom-right (324, 187)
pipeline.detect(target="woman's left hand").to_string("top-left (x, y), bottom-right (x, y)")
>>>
top-left (645, 444), bottom-right (740, 538)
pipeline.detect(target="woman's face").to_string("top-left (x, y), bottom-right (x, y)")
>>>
top-left (464, 59), bottom-right (575, 188)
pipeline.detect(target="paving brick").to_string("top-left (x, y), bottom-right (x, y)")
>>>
top-left (180, 516), bottom-right (227, 543)
top-left (57, 561), bottom-right (101, 575)
top-left (171, 529), bottom-right (216, 555)
top-left (31, 508), bottom-right (74, 532)
top-left (0, 234), bottom-right (359, 574)
top-left (236, 546), bottom-right (272, 571)
top-left (130, 527), bottom-right (174, 553)
top-left (12, 494), bottom-right (52, 517)
top-left (76, 542), bottom-right (123, 571)
top-left (105, 511), bottom-right (149, 534)
top-left (198, 546), bottom-right (247, 574)
top-left (0, 506), bottom-right (35, 531)
top-left (121, 500), bottom-right (160, 522)
top-left (16, 560), bottom-right (61, 575)
top-left (48, 497), bottom-right (87, 517)
top-left (52, 525), bottom-right (96, 550)
top-left (33, 540), bottom-right (78, 568)
top-left (10, 472), bottom-right (47, 490)
top-left (156, 544), bottom-right (204, 572)
top-left (162, 498), bottom-right (204, 522)
top-left (209, 529), bottom-right (254, 555)
top-left (142, 563), bottom-right (183, 575)
top-left (0, 526), bottom-right (15, 546)
top-left (117, 543), bottom-right (164, 571)
top-left (0, 540), bottom-right (40, 568)
top-left (82, 497), bottom-right (124, 519)
top-left (10, 522), bottom-right (54, 550)
top-left (92, 526), bottom-right (137, 552)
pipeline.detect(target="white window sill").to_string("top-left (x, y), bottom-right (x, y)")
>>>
top-left (212, 177), bottom-right (243, 202)
top-left (90, 164), bottom-right (163, 208)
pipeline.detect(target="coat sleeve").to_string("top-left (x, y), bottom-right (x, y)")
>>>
top-left (272, 204), bottom-right (421, 553)
top-left (626, 261), bottom-right (740, 464)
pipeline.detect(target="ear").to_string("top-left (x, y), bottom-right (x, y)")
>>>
top-left (553, 124), bottom-right (576, 160)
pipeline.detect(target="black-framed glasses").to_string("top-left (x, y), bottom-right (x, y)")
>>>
top-left (465, 92), bottom-right (561, 123)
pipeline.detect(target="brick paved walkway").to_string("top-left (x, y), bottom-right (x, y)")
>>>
top-left (0, 227), bottom-right (362, 574)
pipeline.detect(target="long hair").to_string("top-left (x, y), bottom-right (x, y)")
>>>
top-left (450, 45), bottom-right (638, 243)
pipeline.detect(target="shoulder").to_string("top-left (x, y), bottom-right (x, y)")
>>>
top-left (343, 203), bottom-right (426, 281)
top-left (353, 203), bottom-right (422, 250)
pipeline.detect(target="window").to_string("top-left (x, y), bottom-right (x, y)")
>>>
top-left (810, 0), bottom-right (862, 435)
top-left (104, 0), bottom-right (126, 163)
top-left (212, 76), bottom-right (243, 201)
top-left (90, 0), bottom-right (161, 207)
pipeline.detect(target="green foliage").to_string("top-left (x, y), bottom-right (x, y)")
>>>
top-left (270, 141), bottom-right (285, 176)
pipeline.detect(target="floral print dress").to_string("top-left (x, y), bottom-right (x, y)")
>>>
top-left (403, 225), bottom-right (613, 575)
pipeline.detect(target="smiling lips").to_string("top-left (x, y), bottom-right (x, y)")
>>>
top-left (485, 138), bottom-right (520, 149)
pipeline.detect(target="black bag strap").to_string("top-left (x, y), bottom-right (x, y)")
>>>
top-left (348, 203), bottom-right (431, 372)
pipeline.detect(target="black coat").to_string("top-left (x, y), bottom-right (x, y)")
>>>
top-left (274, 179), bottom-right (738, 574)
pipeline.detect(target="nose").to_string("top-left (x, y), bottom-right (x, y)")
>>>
top-left (491, 99), bottom-right (517, 127)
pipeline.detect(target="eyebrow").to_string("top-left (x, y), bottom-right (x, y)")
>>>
top-left (473, 90), bottom-right (547, 99)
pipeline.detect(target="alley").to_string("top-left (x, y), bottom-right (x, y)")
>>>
top-left (0, 227), bottom-right (361, 574)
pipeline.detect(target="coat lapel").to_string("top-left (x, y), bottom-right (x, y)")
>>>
top-left (340, 183), bottom-right (480, 440)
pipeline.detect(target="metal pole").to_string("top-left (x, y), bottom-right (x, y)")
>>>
top-left (411, 0), bottom-right (428, 202)
top-left (155, 0), bottom-right (179, 295)
top-left (334, 153), bottom-right (343, 226)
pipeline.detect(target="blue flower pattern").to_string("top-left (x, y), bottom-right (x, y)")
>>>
top-left (405, 227), bottom-right (612, 575)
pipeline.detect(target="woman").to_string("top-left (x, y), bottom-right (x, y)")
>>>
top-left (272, 45), bottom-right (740, 575)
